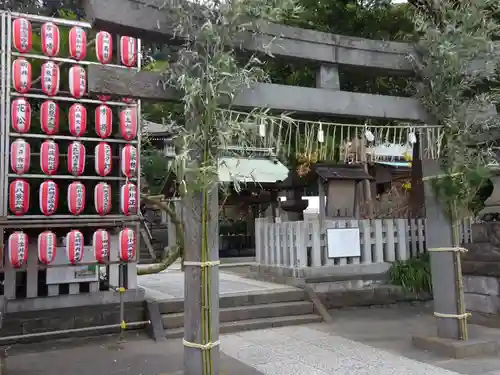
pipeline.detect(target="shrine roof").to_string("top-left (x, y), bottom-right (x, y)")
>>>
top-left (312, 163), bottom-right (373, 181)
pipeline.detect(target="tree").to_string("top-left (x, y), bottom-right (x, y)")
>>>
top-left (268, 0), bottom-right (415, 94)
top-left (1, 0), bottom-right (40, 12)
top-left (3, 0), bottom-right (83, 16)
top-left (409, 0), bottom-right (500, 339)
top-left (140, 0), bottom-right (304, 372)
top-left (410, 0), bottom-right (498, 223)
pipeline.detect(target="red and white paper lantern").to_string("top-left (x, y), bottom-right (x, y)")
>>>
top-left (39, 180), bottom-right (58, 216)
top-left (9, 179), bottom-right (30, 215)
top-left (95, 105), bottom-right (112, 138)
top-left (10, 138), bottom-right (30, 174)
top-left (68, 103), bottom-right (87, 136)
top-left (95, 142), bottom-right (112, 176)
top-left (40, 140), bottom-right (59, 175)
top-left (119, 107), bottom-right (137, 140)
top-left (121, 98), bottom-right (135, 104)
top-left (120, 36), bottom-right (137, 67)
top-left (41, 22), bottom-right (60, 57)
top-left (95, 182), bottom-right (111, 215)
top-left (38, 231), bottom-right (57, 265)
top-left (97, 95), bottom-right (111, 102)
top-left (67, 141), bottom-right (86, 176)
top-left (119, 228), bottom-right (136, 262)
top-left (12, 58), bottom-right (31, 93)
top-left (40, 61), bottom-right (60, 96)
top-left (40, 100), bottom-right (59, 135)
top-left (68, 65), bottom-right (86, 98)
top-left (68, 181), bottom-right (86, 215)
top-left (120, 183), bottom-right (137, 216)
top-left (96, 31), bottom-right (113, 64)
top-left (12, 18), bottom-right (32, 53)
top-left (66, 230), bottom-right (84, 264)
top-left (69, 26), bottom-right (87, 60)
top-left (8, 231), bottom-right (28, 268)
top-left (93, 229), bottom-right (110, 264)
top-left (11, 98), bottom-right (31, 133)
top-left (121, 144), bottom-right (137, 178)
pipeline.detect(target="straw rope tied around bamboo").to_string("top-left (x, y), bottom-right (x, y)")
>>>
top-left (428, 246), bottom-right (471, 340)
top-left (183, 261), bottom-right (221, 267)
top-left (183, 339), bottom-right (221, 350)
top-left (433, 312), bottom-right (471, 319)
top-left (183, 260), bottom-right (221, 351)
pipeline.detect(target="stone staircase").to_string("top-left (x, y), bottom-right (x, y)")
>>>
top-left (158, 288), bottom-right (322, 338)
top-left (138, 222), bottom-right (168, 264)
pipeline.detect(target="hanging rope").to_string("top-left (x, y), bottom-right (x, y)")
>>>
top-left (219, 109), bottom-right (444, 162)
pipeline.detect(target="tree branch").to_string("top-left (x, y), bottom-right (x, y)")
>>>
top-left (137, 194), bottom-right (185, 275)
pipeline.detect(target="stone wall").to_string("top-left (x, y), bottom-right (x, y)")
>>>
top-left (462, 222), bottom-right (500, 327)
top-left (463, 275), bottom-right (500, 327)
top-left (464, 275), bottom-right (500, 314)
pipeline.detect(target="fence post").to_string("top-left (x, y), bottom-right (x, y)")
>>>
top-left (310, 220), bottom-right (321, 267)
top-left (395, 219), bottom-right (409, 261)
top-left (295, 221), bottom-right (307, 268)
top-left (269, 223), bottom-right (276, 267)
top-left (373, 220), bottom-right (384, 262)
top-left (348, 219), bottom-right (360, 265)
top-left (254, 218), bottom-right (262, 264)
top-left (276, 222), bottom-right (283, 267)
top-left (384, 219), bottom-right (396, 262)
top-left (263, 221), bottom-right (269, 266)
top-left (360, 219), bottom-right (372, 264)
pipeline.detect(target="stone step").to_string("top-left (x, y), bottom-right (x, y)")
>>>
top-left (162, 300), bottom-right (314, 329)
top-left (158, 288), bottom-right (307, 314)
top-left (164, 314), bottom-right (323, 339)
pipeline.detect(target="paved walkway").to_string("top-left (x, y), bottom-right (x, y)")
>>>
top-left (6, 333), bottom-right (264, 375)
top-left (7, 325), bottom-right (466, 375)
top-left (323, 304), bottom-right (500, 375)
top-left (137, 267), bottom-right (291, 300)
top-left (221, 325), bottom-right (462, 375)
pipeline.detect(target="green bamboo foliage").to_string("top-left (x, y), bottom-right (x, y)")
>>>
top-left (409, 0), bottom-right (500, 225)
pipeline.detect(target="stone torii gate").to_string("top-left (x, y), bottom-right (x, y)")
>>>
top-left (82, 0), bottom-right (470, 369)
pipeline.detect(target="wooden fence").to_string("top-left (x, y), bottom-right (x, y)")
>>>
top-left (254, 217), bottom-right (476, 268)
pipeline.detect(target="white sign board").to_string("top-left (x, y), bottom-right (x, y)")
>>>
top-left (327, 228), bottom-right (361, 258)
top-left (46, 245), bottom-right (99, 284)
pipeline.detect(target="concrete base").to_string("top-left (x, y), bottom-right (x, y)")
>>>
top-left (0, 289), bottom-right (147, 344)
top-left (412, 324), bottom-right (500, 358)
top-left (249, 262), bottom-right (391, 286)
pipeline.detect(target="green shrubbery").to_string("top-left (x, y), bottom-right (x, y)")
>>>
top-left (389, 253), bottom-right (432, 293)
